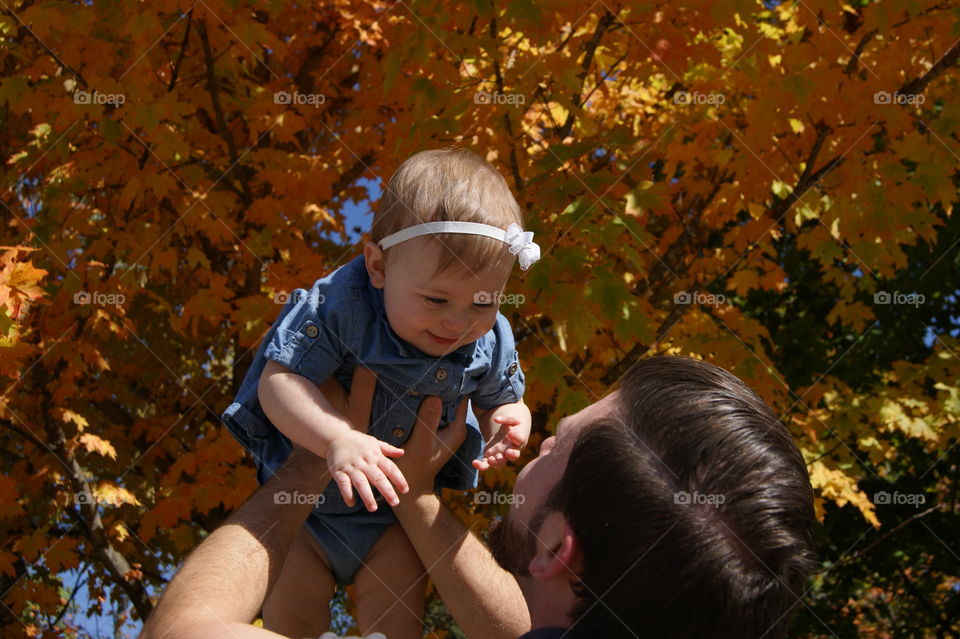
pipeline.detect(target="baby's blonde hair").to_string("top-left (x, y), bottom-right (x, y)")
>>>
top-left (372, 148), bottom-right (524, 276)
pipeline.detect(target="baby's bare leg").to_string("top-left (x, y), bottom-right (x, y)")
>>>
top-left (354, 523), bottom-right (428, 639)
top-left (262, 525), bottom-right (335, 637)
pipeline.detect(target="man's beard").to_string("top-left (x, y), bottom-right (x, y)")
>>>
top-left (488, 507), bottom-right (546, 578)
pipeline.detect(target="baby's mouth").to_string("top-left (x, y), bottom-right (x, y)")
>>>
top-left (427, 330), bottom-right (458, 345)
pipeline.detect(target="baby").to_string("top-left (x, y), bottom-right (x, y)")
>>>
top-left (221, 148), bottom-right (538, 639)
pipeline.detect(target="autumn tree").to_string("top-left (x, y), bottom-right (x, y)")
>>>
top-left (1, 0), bottom-right (958, 636)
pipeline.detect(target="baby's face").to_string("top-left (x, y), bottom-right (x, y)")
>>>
top-left (366, 238), bottom-right (512, 357)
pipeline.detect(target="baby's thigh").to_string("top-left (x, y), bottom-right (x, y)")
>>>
top-left (262, 525), bottom-right (336, 636)
top-left (353, 523), bottom-right (427, 636)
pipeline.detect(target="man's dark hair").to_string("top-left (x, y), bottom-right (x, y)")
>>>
top-left (546, 355), bottom-right (817, 638)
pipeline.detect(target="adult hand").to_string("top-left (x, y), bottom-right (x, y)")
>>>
top-left (394, 396), bottom-right (468, 496)
top-left (319, 367), bottom-right (410, 508)
top-left (318, 367), bottom-right (466, 497)
top-left (317, 366), bottom-right (377, 432)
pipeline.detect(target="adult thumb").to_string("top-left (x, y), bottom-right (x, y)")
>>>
top-left (412, 396), bottom-right (466, 452)
top-left (439, 398), bottom-right (468, 450)
top-left (414, 396), bottom-right (443, 436)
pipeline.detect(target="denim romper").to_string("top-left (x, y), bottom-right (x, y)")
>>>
top-left (221, 255), bottom-right (525, 585)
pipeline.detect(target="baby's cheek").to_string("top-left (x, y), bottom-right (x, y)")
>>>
top-left (481, 313), bottom-right (499, 336)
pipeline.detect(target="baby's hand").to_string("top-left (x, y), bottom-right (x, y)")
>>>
top-left (326, 430), bottom-right (408, 511)
top-left (473, 404), bottom-right (531, 471)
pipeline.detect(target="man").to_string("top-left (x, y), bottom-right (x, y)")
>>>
top-left (141, 356), bottom-right (816, 639)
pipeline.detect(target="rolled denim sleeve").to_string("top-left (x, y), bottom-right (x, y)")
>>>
top-left (262, 281), bottom-right (353, 386)
top-left (472, 313), bottom-right (525, 410)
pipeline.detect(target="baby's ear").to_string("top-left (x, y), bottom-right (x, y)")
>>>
top-left (363, 242), bottom-right (387, 288)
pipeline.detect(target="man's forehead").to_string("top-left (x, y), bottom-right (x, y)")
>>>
top-left (556, 390), bottom-right (620, 439)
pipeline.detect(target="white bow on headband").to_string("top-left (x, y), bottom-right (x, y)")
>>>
top-left (378, 221), bottom-right (541, 270)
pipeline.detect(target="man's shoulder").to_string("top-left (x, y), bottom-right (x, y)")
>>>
top-left (519, 628), bottom-right (576, 639)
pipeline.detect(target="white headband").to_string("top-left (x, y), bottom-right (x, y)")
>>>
top-left (378, 222), bottom-right (541, 270)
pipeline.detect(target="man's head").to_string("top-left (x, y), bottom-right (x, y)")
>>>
top-left (490, 356), bottom-right (817, 638)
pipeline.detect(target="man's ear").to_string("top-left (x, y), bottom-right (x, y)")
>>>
top-left (528, 512), bottom-right (582, 582)
top-left (364, 241), bottom-right (387, 288)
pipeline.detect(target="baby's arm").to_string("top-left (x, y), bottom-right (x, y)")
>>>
top-left (258, 360), bottom-right (408, 510)
top-left (472, 400), bottom-right (532, 470)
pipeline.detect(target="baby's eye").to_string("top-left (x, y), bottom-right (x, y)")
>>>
top-left (424, 296), bottom-right (447, 305)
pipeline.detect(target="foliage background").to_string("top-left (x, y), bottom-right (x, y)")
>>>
top-left (1, 0), bottom-right (958, 636)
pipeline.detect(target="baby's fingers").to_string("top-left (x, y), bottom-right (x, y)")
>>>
top-left (379, 442), bottom-right (405, 458)
top-left (348, 469), bottom-right (378, 512)
top-left (472, 458), bottom-right (490, 471)
top-left (483, 441), bottom-right (510, 459)
top-left (366, 467), bottom-right (399, 507)
top-left (334, 471), bottom-right (355, 508)
top-left (505, 426), bottom-right (528, 447)
top-left (378, 457), bottom-right (409, 498)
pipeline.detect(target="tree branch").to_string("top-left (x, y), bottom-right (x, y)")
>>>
top-left (48, 561), bottom-right (89, 631)
top-left (487, 16), bottom-right (525, 195)
top-left (556, 10), bottom-right (617, 140)
top-left (835, 505), bottom-right (940, 568)
top-left (33, 363), bottom-right (154, 621)
top-left (167, 7), bottom-right (194, 92)
top-left (844, 29), bottom-right (878, 75)
top-left (899, 39), bottom-right (960, 97)
top-left (3, 6), bottom-right (87, 87)
top-left (197, 17), bottom-right (250, 206)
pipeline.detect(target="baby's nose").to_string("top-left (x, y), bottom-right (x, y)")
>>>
top-left (443, 313), bottom-right (473, 334)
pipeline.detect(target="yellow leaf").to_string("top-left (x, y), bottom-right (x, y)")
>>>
top-left (548, 102), bottom-right (569, 128)
top-left (809, 461), bottom-right (880, 527)
top-left (112, 522), bottom-right (129, 543)
top-left (878, 401), bottom-right (937, 440)
top-left (59, 409), bottom-right (89, 433)
top-left (4, 261), bottom-right (47, 301)
top-left (94, 482), bottom-right (141, 507)
top-left (79, 433), bottom-right (117, 460)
